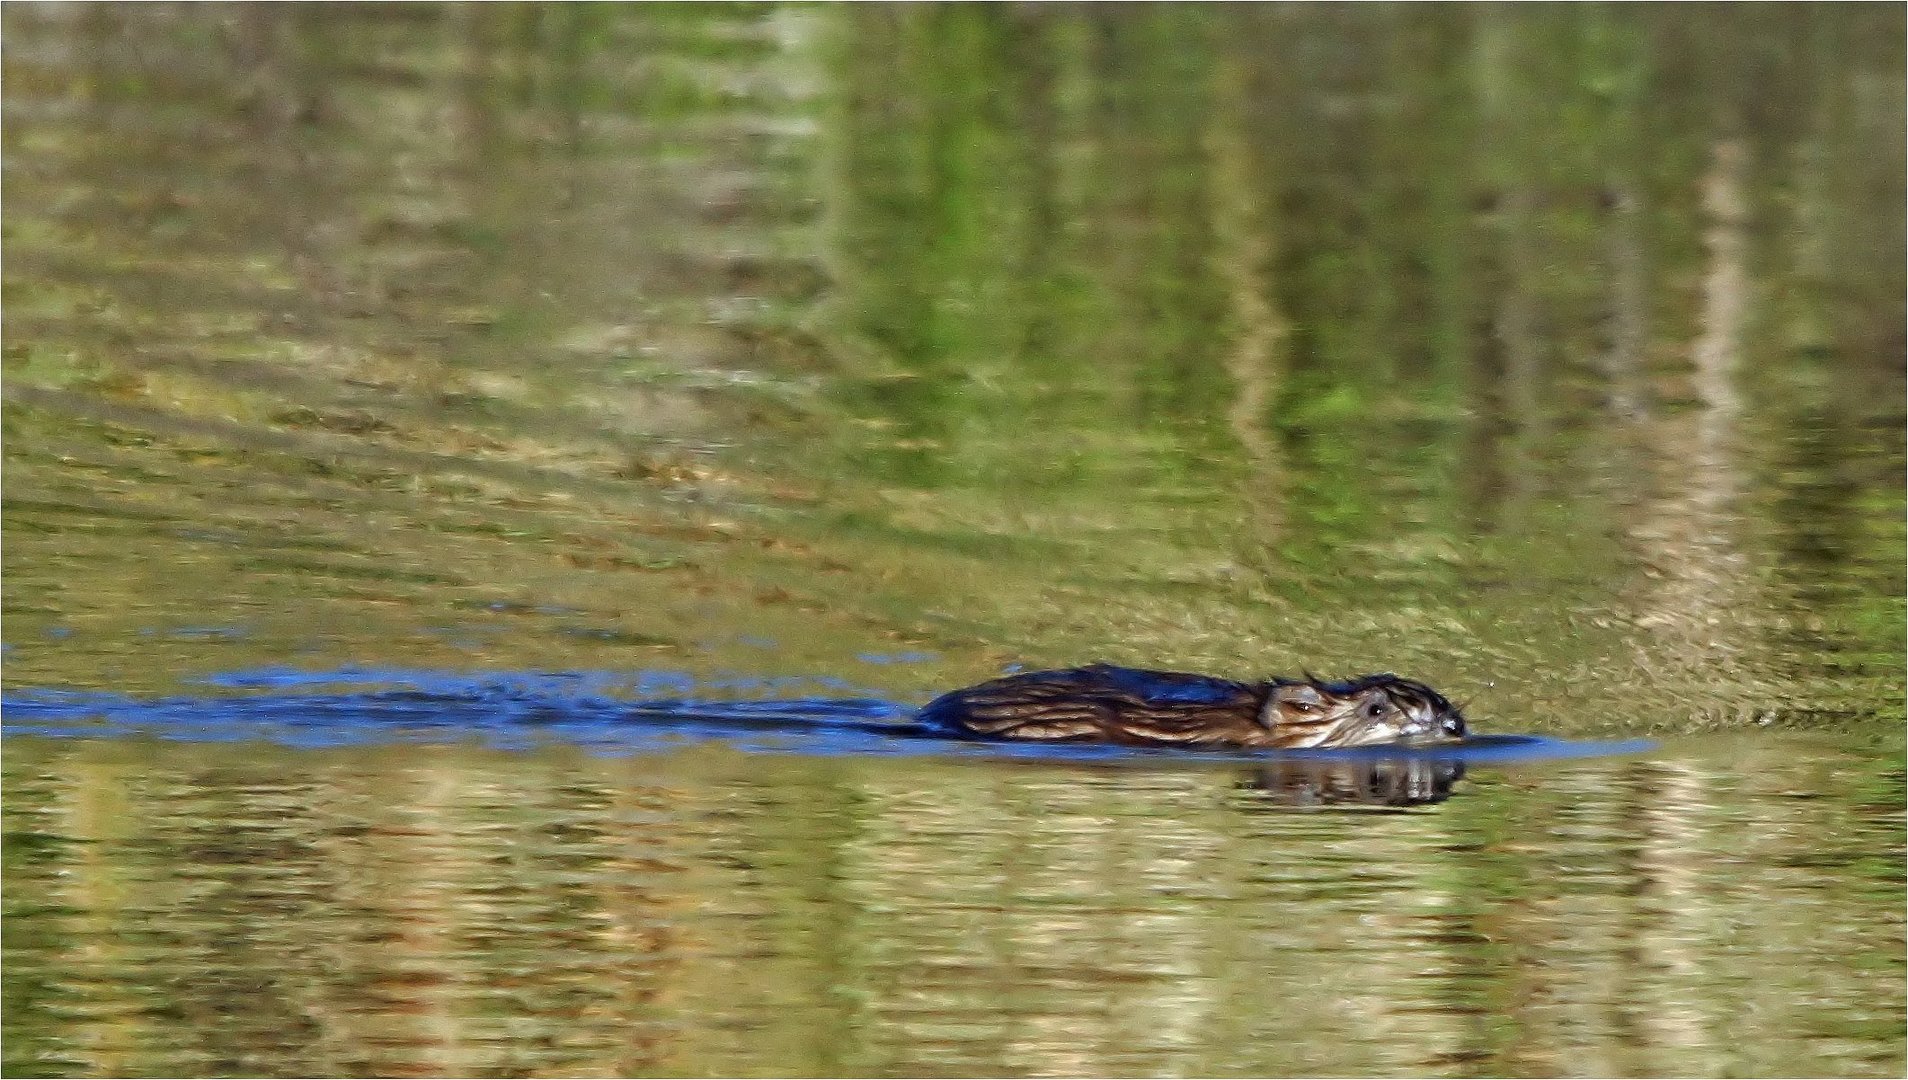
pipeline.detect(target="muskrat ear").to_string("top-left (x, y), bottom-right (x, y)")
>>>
top-left (1265, 683), bottom-right (1329, 726)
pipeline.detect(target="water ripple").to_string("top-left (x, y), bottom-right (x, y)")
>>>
top-left (3, 667), bottom-right (1653, 768)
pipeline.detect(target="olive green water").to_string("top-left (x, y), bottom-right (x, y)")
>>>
top-left (3, 5), bottom-right (1903, 1077)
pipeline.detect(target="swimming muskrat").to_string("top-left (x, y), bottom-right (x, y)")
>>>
top-left (918, 664), bottom-right (1466, 749)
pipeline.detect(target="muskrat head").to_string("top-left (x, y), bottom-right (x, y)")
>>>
top-left (1260, 674), bottom-right (1466, 749)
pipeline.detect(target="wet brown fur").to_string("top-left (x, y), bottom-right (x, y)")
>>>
top-left (920, 664), bottom-right (1465, 749)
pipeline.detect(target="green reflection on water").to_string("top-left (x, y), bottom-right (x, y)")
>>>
top-left (2, 3), bottom-right (1903, 1076)
top-left (2, 735), bottom-right (1901, 1078)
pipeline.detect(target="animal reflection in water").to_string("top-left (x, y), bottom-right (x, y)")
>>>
top-left (919, 664), bottom-right (1468, 749)
top-left (1238, 758), bottom-right (1465, 809)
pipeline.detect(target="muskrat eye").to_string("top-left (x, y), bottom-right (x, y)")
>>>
top-left (1363, 700), bottom-right (1387, 719)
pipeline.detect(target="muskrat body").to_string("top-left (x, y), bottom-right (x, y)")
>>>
top-left (918, 664), bottom-right (1466, 749)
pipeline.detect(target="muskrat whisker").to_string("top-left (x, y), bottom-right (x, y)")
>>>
top-left (1454, 681), bottom-right (1496, 714)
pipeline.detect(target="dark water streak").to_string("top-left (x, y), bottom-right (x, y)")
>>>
top-left (2, 666), bottom-right (1651, 771)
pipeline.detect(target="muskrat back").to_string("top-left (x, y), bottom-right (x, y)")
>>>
top-left (918, 663), bottom-right (1466, 749)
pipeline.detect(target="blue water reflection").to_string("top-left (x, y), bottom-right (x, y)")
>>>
top-left (2, 666), bottom-right (1650, 765)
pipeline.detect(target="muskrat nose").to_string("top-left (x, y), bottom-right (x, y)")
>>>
top-left (1441, 714), bottom-right (1467, 738)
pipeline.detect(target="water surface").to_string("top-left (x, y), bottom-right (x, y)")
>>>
top-left (4, 5), bottom-right (1902, 1077)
